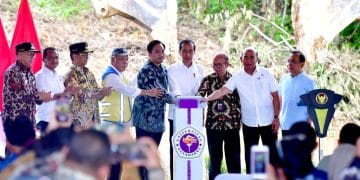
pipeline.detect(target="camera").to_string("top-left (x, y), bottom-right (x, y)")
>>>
top-left (250, 145), bottom-right (269, 179)
top-left (111, 143), bottom-right (147, 162)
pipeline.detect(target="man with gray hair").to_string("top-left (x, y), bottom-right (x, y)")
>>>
top-left (100, 47), bottom-right (163, 130)
top-left (197, 53), bottom-right (241, 180)
top-left (202, 47), bottom-right (280, 173)
top-left (100, 47), bottom-right (163, 180)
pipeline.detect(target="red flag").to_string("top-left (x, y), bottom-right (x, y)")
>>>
top-left (10, 0), bottom-right (42, 73)
top-left (0, 18), bottom-right (11, 112)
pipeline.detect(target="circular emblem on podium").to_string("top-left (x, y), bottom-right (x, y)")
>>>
top-left (172, 126), bottom-right (205, 159)
top-left (316, 92), bottom-right (328, 105)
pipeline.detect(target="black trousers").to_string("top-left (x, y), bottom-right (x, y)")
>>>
top-left (242, 124), bottom-right (278, 173)
top-left (206, 128), bottom-right (241, 180)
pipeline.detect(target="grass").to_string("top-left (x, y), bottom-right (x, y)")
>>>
top-left (30, 0), bottom-right (92, 19)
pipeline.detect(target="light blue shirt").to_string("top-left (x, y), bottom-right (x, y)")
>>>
top-left (279, 72), bottom-right (316, 130)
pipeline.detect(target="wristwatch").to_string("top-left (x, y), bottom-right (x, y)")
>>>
top-left (274, 115), bottom-right (279, 119)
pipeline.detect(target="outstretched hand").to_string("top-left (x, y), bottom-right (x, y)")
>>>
top-left (38, 91), bottom-right (52, 102)
top-left (99, 86), bottom-right (112, 98)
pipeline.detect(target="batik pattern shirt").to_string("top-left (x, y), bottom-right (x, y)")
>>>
top-left (64, 65), bottom-right (100, 128)
top-left (2, 61), bottom-right (41, 125)
top-left (197, 72), bottom-right (241, 130)
top-left (132, 60), bottom-right (173, 133)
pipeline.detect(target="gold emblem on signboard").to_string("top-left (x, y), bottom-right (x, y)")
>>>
top-left (316, 93), bottom-right (328, 104)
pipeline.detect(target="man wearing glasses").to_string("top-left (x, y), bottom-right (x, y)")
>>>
top-left (278, 51), bottom-right (316, 136)
top-left (64, 42), bottom-right (111, 129)
top-left (2, 42), bottom-right (52, 134)
top-left (197, 53), bottom-right (241, 180)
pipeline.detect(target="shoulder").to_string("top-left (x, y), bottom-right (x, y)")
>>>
top-left (140, 62), bottom-right (152, 71)
top-left (279, 73), bottom-right (290, 82)
top-left (4, 64), bottom-right (17, 75)
top-left (258, 66), bottom-right (273, 75)
top-left (35, 70), bottom-right (46, 78)
top-left (204, 73), bottom-right (217, 80)
top-left (229, 71), bottom-right (242, 79)
top-left (65, 66), bottom-right (77, 74)
top-left (300, 73), bottom-right (315, 81)
top-left (168, 62), bottom-right (180, 70)
top-left (160, 64), bottom-right (168, 71)
top-left (194, 63), bottom-right (204, 73)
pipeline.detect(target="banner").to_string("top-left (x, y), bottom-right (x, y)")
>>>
top-left (10, 0), bottom-right (42, 73)
top-left (0, 18), bottom-right (10, 112)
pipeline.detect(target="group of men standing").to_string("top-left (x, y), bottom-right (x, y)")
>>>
top-left (2, 39), bottom-right (316, 180)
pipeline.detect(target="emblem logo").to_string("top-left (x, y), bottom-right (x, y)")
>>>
top-left (316, 92), bottom-right (328, 105)
top-left (172, 126), bottom-right (205, 159)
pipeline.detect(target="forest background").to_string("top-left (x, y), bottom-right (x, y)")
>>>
top-left (0, 0), bottom-right (359, 176)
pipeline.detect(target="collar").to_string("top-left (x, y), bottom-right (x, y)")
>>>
top-left (147, 60), bottom-right (163, 69)
top-left (241, 66), bottom-right (259, 76)
top-left (291, 71), bottom-right (304, 78)
top-left (180, 61), bottom-right (193, 69)
top-left (72, 64), bottom-right (89, 72)
top-left (212, 71), bottom-right (231, 80)
top-left (16, 61), bottom-right (31, 71)
top-left (43, 66), bottom-right (57, 74)
top-left (110, 65), bottom-right (122, 75)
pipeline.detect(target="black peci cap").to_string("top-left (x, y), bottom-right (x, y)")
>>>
top-left (16, 42), bottom-right (40, 53)
top-left (69, 42), bottom-right (94, 54)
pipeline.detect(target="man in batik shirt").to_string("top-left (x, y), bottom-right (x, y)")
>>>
top-left (132, 39), bottom-right (174, 180)
top-left (2, 42), bottom-right (52, 126)
top-left (132, 40), bottom-right (174, 146)
top-left (197, 53), bottom-right (241, 180)
top-left (64, 42), bottom-right (111, 129)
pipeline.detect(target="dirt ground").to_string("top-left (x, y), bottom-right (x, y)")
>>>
top-left (1, 2), bottom-right (358, 179)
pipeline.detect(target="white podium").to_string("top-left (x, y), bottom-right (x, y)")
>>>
top-left (172, 96), bottom-right (206, 180)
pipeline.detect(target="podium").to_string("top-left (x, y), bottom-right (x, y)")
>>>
top-left (299, 89), bottom-right (342, 138)
top-left (172, 96), bottom-right (206, 180)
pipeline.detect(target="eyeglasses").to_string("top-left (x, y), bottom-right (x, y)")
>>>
top-left (213, 63), bottom-right (226, 67)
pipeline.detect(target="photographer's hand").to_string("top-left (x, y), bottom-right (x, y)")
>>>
top-left (132, 137), bottom-right (161, 169)
top-left (266, 164), bottom-right (287, 180)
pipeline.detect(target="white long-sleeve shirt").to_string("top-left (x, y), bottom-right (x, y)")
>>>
top-left (167, 62), bottom-right (204, 120)
top-left (103, 65), bottom-right (141, 98)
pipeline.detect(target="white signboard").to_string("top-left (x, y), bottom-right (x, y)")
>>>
top-left (172, 96), bottom-right (206, 180)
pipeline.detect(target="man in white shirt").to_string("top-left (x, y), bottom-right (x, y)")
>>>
top-left (202, 47), bottom-right (280, 173)
top-left (100, 47), bottom-right (163, 180)
top-left (167, 39), bottom-right (204, 180)
top-left (35, 47), bottom-right (78, 134)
